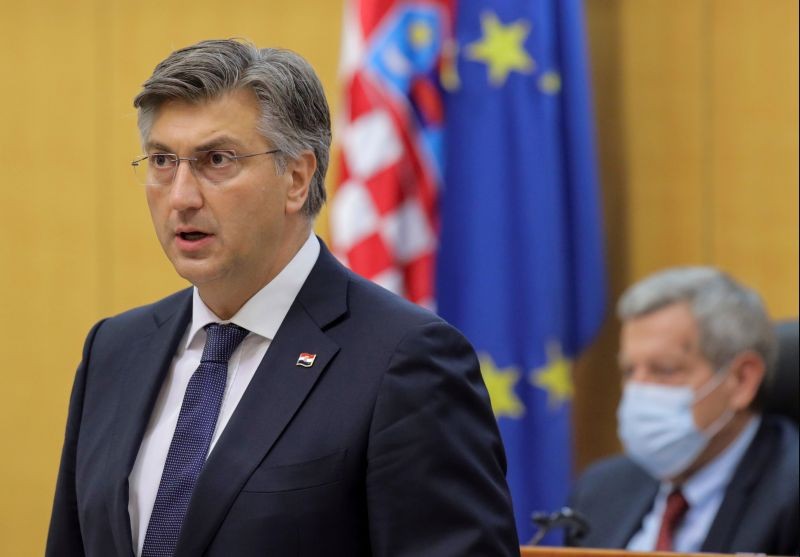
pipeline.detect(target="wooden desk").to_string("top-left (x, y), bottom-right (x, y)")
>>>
top-left (521, 547), bottom-right (770, 557)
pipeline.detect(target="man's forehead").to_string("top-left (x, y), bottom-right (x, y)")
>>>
top-left (146, 89), bottom-right (264, 149)
top-left (620, 302), bottom-right (701, 356)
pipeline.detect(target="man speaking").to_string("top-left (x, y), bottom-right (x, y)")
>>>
top-left (46, 39), bottom-right (518, 557)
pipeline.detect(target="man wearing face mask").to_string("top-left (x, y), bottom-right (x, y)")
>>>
top-left (566, 267), bottom-right (799, 555)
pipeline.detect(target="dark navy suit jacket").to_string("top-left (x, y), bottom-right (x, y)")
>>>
top-left (566, 415), bottom-right (799, 555)
top-left (47, 244), bottom-right (519, 556)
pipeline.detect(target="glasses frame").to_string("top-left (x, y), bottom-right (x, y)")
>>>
top-left (131, 148), bottom-right (282, 186)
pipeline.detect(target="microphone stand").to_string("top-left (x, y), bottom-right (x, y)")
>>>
top-left (529, 507), bottom-right (590, 546)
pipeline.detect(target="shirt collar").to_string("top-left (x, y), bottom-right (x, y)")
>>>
top-left (664, 415), bottom-right (761, 505)
top-left (187, 232), bottom-right (320, 344)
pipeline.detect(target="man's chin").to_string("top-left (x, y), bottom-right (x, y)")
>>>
top-left (170, 259), bottom-right (223, 288)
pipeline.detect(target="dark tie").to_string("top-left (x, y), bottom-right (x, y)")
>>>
top-left (142, 323), bottom-right (249, 557)
top-left (655, 489), bottom-right (689, 551)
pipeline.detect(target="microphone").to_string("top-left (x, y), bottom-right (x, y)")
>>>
top-left (529, 507), bottom-right (590, 546)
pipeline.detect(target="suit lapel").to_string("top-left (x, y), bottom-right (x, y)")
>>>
top-left (701, 419), bottom-right (772, 552)
top-left (618, 484), bottom-right (658, 547)
top-left (175, 243), bottom-right (347, 556)
top-left (106, 291), bottom-right (193, 557)
top-left (607, 475), bottom-right (658, 548)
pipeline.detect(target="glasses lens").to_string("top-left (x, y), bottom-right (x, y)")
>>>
top-left (133, 154), bottom-right (177, 186)
top-left (197, 150), bottom-right (240, 184)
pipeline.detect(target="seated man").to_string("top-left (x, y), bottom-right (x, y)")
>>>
top-left (566, 267), bottom-right (798, 554)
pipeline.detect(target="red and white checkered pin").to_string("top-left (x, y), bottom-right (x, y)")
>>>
top-left (296, 353), bottom-right (317, 368)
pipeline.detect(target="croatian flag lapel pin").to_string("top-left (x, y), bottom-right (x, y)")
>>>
top-left (296, 353), bottom-right (317, 368)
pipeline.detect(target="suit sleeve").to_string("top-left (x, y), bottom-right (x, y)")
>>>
top-left (46, 320), bottom-right (105, 557)
top-left (366, 320), bottom-right (519, 556)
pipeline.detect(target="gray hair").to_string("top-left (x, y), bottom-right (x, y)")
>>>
top-left (133, 39), bottom-right (331, 217)
top-left (618, 266), bottom-right (777, 373)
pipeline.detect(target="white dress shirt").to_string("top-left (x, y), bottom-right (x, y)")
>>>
top-left (627, 416), bottom-right (761, 552)
top-left (128, 233), bottom-right (319, 556)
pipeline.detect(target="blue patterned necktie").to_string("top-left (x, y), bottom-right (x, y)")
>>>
top-left (141, 323), bottom-right (249, 557)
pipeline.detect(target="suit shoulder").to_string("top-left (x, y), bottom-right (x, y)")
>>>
top-left (774, 415), bottom-right (799, 449)
top-left (581, 455), bottom-right (643, 478)
top-left (345, 270), bottom-right (448, 330)
top-left (94, 288), bottom-right (192, 337)
top-left (763, 415), bottom-right (799, 478)
top-left (318, 270), bottom-right (475, 362)
top-left (572, 453), bottom-right (651, 500)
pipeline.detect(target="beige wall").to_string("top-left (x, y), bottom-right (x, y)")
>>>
top-left (0, 0), bottom-right (796, 554)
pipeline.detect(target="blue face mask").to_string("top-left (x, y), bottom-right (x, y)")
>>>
top-left (616, 371), bottom-right (733, 480)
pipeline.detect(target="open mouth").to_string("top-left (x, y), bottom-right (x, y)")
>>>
top-left (179, 231), bottom-right (210, 241)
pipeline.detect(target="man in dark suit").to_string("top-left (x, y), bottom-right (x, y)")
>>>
top-left (566, 267), bottom-right (798, 555)
top-left (47, 39), bottom-right (519, 557)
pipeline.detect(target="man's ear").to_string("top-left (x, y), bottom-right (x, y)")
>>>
top-left (728, 351), bottom-right (766, 411)
top-left (285, 151), bottom-right (317, 215)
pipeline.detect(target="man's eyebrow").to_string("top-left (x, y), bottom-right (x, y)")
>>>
top-left (143, 136), bottom-right (246, 154)
top-left (144, 141), bottom-right (172, 153)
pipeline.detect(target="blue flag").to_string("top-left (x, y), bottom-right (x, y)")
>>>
top-left (437, 0), bottom-right (606, 544)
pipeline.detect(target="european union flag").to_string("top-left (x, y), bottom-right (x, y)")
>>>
top-left (437, 0), bottom-right (606, 544)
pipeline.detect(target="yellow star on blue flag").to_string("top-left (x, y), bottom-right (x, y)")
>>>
top-left (466, 11), bottom-right (535, 86)
top-left (530, 341), bottom-right (574, 409)
top-left (479, 353), bottom-right (525, 419)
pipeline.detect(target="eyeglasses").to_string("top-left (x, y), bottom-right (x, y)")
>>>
top-left (131, 149), bottom-right (281, 186)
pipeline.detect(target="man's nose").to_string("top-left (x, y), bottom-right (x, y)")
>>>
top-left (169, 160), bottom-right (204, 210)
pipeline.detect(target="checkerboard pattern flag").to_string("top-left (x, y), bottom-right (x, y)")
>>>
top-left (330, 0), bottom-right (453, 308)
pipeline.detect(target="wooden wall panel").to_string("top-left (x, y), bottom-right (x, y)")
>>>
top-left (0, 3), bottom-right (102, 554)
top-left (576, 0), bottom-right (627, 470)
top-left (618, 0), bottom-right (709, 277)
top-left (709, 0), bottom-right (799, 319)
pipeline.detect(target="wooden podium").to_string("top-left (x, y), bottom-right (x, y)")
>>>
top-left (520, 547), bottom-right (770, 557)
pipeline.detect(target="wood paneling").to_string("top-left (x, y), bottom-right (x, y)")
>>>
top-left (709, 0), bottom-right (799, 318)
top-left (618, 0), bottom-right (710, 275)
top-left (0, 3), bottom-right (102, 554)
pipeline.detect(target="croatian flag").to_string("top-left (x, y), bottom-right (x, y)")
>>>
top-left (330, 0), bottom-right (453, 308)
